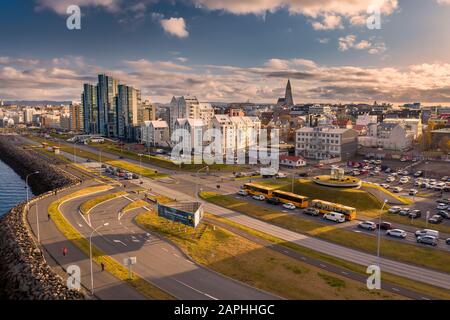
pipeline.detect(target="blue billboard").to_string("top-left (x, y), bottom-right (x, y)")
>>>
top-left (157, 202), bottom-right (203, 228)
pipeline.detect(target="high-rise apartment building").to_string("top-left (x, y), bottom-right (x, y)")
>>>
top-left (82, 83), bottom-right (98, 134)
top-left (69, 103), bottom-right (84, 132)
top-left (97, 74), bottom-right (118, 137)
top-left (117, 84), bottom-right (142, 140)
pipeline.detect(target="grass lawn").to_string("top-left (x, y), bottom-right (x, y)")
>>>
top-left (135, 211), bottom-right (402, 300)
top-left (121, 200), bottom-right (149, 213)
top-left (205, 213), bottom-right (450, 300)
top-left (362, 182), bottom-right (413, 205)
top-left (105, 160), bottom-right (167, 179)
top-left (200, 191), bottom-right (450, 274)
top-left (48, 185), bottom-right (173, 299)
top-left (80, 191), bottom-right (127, 215)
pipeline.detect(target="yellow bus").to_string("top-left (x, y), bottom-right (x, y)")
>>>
top-left (310, 199), bottom-right (357, 221)
top-left (242, 183), bottom-right (276, 197)
top-left (272, 190), bottom-right (309, 208)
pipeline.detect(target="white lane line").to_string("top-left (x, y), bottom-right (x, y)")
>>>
top-left (173, 253), bottom-right (180, 258)
top-left (341, 271), bottom-right (349, 275)
top-left (421, 297), bottom-right (430, 300)
top-left (162, 247), bottom-right (169, 252)
top-left (173, 279), bottom-right (218, 300)
top-left (113, 239), bottom-right (127, 246)
top-left (319, 264), bottom-right (327, 268)
top-left (300, 257), bottom-right (307, 261)
top-left (392, 287), bottom-right (400, 292)
top-left (185, 259), bottom-right (194, 264)
top-left (283, 250), bottom-right (289, 254)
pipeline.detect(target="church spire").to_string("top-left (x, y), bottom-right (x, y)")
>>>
top-left (285, 79), bottom-right (294, 107)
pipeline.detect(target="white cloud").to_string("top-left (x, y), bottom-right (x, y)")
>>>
top-left (317, 38), bottom-right (330, 44)
top-left (311, 14), bottom-right (343, 30)
top-left (159, 17), bottom-right (189, 38)
top-left (338, 35), bottom-right (386, 54)
top-left (3, 55), bottom-right (450, 104)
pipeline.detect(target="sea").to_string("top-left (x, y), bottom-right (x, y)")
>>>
top-left (0, 159), bottom-right (31, 216)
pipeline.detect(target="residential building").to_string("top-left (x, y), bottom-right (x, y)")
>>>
top-left (280, 155), bottom-right (306, 167)
top-left (169, 96), bottom-right (199, 132)
top-left (82, 83), bottom-right (98, 134)
top-left (173, 118), bottom-right (206, 154)
top-left (358, 123), bottom-right (413, 151)
top-left (383, 118), bottom-right (422, 140)
top-left (141, 120), bottom-right (170, 147)
top-left (140, 100), bottom-right (156, 122)
top-left (41, 114), bottom-right (60, 129)
top-left (117, 84), bottom-right (142, 140)
top-left (69, 103), bottom-right (84, 132)
top-left (295, 127), bottom-right (358, 160)
top-left (97, 74), bottom-right (118, 137)
top-left (60, 113), bottom-right (71, 131)
top-left (309, 105), bottom-right (332, 115)
top-left (23, 107), bottom-right (35, 124)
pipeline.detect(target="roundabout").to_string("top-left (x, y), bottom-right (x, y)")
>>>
top-left (313, 166), bottom-right (361, 188)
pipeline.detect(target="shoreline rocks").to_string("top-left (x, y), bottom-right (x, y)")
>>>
top-left (0, 135), bottom-right (84, 300)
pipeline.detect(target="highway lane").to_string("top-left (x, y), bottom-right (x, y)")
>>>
top-left (129, 175), bottom-right (450, 290)
top-left (28, 137), bottom-right (450, 289)
top-left (60, 190), bottom-right (279, 300)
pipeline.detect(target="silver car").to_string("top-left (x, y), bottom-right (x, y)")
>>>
top-left (417, 235), bottom-right (438, 246)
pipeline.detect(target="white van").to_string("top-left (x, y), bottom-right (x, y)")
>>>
top-left (323, 212), bottom-right (346, 223)
top-left (125, 172), bottom-right (133, 180)
top-left (415, 229), bottom-right (439, 239)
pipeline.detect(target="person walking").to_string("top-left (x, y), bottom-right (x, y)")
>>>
top-left (62, 247), bottom-right (68, 257)
top-left (47, 213), bottom-right (51, 221)
top-left (101, 262), bottom-right (105, 272)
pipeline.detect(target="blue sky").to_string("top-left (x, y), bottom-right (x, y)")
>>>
top-left (1, 0), bottom-right (450, 104)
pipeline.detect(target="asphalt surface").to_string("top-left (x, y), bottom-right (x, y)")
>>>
top-left (59, 187), bottom-right (279, 300)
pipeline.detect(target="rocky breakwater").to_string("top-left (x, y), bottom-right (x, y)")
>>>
top-left (0, 135), bottom-right (84, 299)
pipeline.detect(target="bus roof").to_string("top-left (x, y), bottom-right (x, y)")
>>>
top-left (311, 199), bottom-right (356, 211)
top-left (243, 183), bottom-right (278, 191)
top-left (273, 190), bottom-right (308, 199)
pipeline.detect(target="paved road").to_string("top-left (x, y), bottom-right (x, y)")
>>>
top-left (130, 175), bottom-right (450, 291)
top-left (25, 136), bottom-right (450, 290)
top-left (59, 188), bottom-right (278, 300)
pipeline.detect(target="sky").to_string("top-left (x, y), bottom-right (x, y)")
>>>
top-left (1, 0), bottom-right (450, 104)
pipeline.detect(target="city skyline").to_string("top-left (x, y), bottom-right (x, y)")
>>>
top-left (1, 0), bottom-right (450, 104)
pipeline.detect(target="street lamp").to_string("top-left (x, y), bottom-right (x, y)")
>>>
top-left (26, 171), bottom-right (40, 242)
top-left (89, 222), bottom-right (109, 295)
top-left (377, 199), bottom-right (388, 267)
top-left (138, 153), bottom-right (144, 180)
top-left (196, 166), bottom-right (209, 202)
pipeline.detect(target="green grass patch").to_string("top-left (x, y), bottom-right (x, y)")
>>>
top-left (362, 182), bottom-right (413, 205)
top-left (48, 186), bottom-right (173, 300)
top-left (121, 200), bottom-right (149, 213)
top-left (135, 211), bottom-right (401, 300)
top-left (200, 191), bottom-right (450, 275)
top-left (205, 213), bottom-right (450, 300)
top-left (80, 191), bottom-right (127, 215)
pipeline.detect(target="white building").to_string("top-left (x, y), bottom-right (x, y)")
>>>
top-left (188, 102), bottom-right (214, 128)
top-left (295, 126), bottom-right (358, 160)
top-left (358, 123), bottom-right (413, 151)
top-left (280, 155), bottom-right (306, 167)
top-left (383, 118), bottom-right (422, 140)
top-left (169, 96), bottom-right (199, 132)
top-left (356, 113), bottom-right (378, 126)
top-left (309, 105), bottom-right (332, 115)
top-left (23, 108), bottom-right (35, 124)
top-left (141, 120), bottom-right (170, 147)
top-left (173, 118), bottom-right (205, 154)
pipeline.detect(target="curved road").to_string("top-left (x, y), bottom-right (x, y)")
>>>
top-left (60, 189), bottom-right (278, 300)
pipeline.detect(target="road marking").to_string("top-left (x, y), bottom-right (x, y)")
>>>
top-left (173, 279), bottom-right (218, 300)
top-left (162, 247), bottom-right (169, 252)
top-left (341, 271), bottom-right (349, 275)
top-left (185, 259), bottom-right (194, 264)
top-left (173, 253), bottom-right (180, 258)
top-left (301, 257), bottom-right (307, 261)
top-left (113, 239), bottom-right (127, 246)
top-left (319, 264), bottom-right (327, 268)
top-left (392, 287), bottom-right (400, 292)
top-left (421, 297), bottom-right (430, 300)
top-left (283, 250), bottom-right (289, 254)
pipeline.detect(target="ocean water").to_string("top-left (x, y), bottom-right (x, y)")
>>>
top-left (0, 159), bottom-right (31, 216)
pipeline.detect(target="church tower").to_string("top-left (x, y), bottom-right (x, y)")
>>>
top-left (285, 79), bottom-right (294, 107)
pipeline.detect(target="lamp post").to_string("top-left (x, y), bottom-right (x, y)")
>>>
top-left (26, 171), bottom-right (40, 242)
top-left (138, 153), bottom-right (143, 180)
top-left (90, 222), bottom-right (109, 295)
top-left (196, 166), bottom-right (209, 202)
top-left (377, 199), bottom-right (388, 267)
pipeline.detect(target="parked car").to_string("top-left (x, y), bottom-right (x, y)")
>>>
top-left (399, 208), bottom-right (411, 216)
top-left (323, 212), bottom-right (346, 223)
top-left (429, 215), bottom-right (444, 224)
top-left (388, 206), bottom-right (402, 214)
top-left (381, 184), bottom-right (390, 189)
top-left (386, 229), bottom-right (407, 238)
top-left (252, 194), bottom-right (265, 201)
top-left (437, 203), bottom-right (448, 210)
top-left (358, 221), bottom-right (377, 231)
top-left (417, 235), bottom-right (438, 246)
top-left (386, 176), bottom-right (395, 183)
top-left (393, 187), bottom-right (403, 193)
top-left (385, 168), bottom-right (392, 173)
top-left (436, 198), bottom-right (450, 205)
top-left (409, 210), bottom-right (422, 219)
top-left (377, 222), bottom-right (392, 230)
top-left (132, 173), bottom-right (139, 179)
top-left (282, 203), bottom-right (296, 210)
top-left (415, 229), bottom-right (440, 238)
top-left (303, 207), bottom-right (320, 216)
top-left (437, 210), bottom-right (450, 219)
top-left (446, 238), bottom-right (450, 245)
top-left (414, 171), bottom-right (423, 177)
top-left (237, 189), bottom-right (248, 196)
top-left (409, 189), bottom-right (418, 196)
top-left (101, 164), bottom-right (107, 168)
top-left (266, 197), bottom-right (281, 205)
